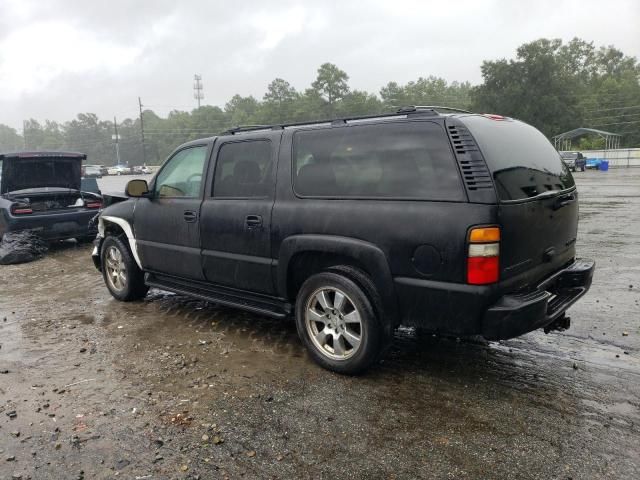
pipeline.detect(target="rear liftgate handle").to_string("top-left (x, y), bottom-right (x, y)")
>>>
top-left (553, 193), bottom-right (576, 210)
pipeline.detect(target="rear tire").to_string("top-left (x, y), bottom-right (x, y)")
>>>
top-left (295, 271), bottom-right (384, 375)
top-left (101, 235), bottom-right (148, 301)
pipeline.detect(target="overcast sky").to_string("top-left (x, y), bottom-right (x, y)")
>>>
top-left (1, 0), bottom-right (638, 130)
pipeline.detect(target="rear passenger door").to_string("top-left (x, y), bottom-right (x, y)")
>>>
top-left (200, 132), bottom-right (281, 294)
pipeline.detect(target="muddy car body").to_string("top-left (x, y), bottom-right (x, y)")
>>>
top-left (93, 107), bottom-right (595, 374)
top-left (0, 151), bottom-right (102, 241)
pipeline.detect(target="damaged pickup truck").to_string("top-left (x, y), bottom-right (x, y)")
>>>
top-left (0, 151), bottom-right (102, 244)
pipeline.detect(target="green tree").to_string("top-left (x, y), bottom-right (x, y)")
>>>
top-left (225, 95), bottom-right (260, 126)
top-left (472, 38), bottom-right (640, 145)
top-left (472, 39), bottom-right (581, 137)
top-left (0, 124), bottom-right (23, 151)
top-left (311, 63), bottom-right (350, 115)
top-left (336, 90), bottom-right (384, 117)
top-left (380, 76), bottom-right (472, 111)
top-left (261, 78), bottom-right (298, 123)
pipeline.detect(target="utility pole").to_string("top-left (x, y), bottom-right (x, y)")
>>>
top-left (138, 96), bottom-right (146, 165)
top-left (193, 74), bottom-right (204, 108)
top-left (23, 120), bottom-right (27, 149)
top-left (112, 116), bottom-right (122, 165)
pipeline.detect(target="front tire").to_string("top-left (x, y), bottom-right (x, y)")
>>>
top-left (101, 236), bottom-right (148, 301)
top-left (295, 271), bottom-right (384, 375)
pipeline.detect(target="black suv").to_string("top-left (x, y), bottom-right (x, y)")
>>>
top-left (92, 107), bottom-right (595, 374)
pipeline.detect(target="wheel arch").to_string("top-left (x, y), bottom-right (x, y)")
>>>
top-left (99, 215), bottom-right (142, 269)
top-left (277, 235), bottom-right (399, 325)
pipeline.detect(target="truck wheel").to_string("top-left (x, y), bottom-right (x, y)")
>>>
top-left (295, 271), bottom-right (384, 375)
top-left (101, 235), bottom-right (148, 301)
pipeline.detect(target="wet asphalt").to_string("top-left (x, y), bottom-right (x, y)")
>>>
top-left (0, 169), bottom-right (639, 479)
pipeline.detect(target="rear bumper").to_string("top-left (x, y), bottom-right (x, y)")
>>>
top-left (1, 209), bottom-right (98, 240)
top-left (393, 258), bottom-right (595, 339)
top-left (481, 258), bottom-right (595, 339)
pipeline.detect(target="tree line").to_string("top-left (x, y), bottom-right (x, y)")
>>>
top-left (1, 37), bottom-right (638, 165)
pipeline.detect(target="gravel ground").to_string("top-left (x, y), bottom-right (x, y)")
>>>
top-left (0, 169), bottom-right (639, 479)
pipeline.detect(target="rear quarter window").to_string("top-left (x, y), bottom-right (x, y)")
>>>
top-left (292, 121), bottom-right (465, 201)
top-left (461, 116), bottom-right (575, 201)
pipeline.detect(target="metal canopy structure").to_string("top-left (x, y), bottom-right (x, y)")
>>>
top-left (553, 127), bottom-right (622, 151)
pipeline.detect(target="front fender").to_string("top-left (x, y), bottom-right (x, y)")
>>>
top-left (96, 199), bottom-right (142, 269)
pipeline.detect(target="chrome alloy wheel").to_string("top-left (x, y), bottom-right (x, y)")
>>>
top-left (105, 245), bottom-right (127, 292)
top-left (305, 287), bottom-right (363, 360)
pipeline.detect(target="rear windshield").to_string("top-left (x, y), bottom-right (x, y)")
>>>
top-left (292, 121), bottom-right (464, 201)
top-left (462, 116), bottom-right (575, 201)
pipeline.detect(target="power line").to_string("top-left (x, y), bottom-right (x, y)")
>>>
top-left (589, 119), bottom-right (640, 128)
top-left (584, 112), bottom-right (640, 122)
top-left (583, 104), bottom-right (640, 113)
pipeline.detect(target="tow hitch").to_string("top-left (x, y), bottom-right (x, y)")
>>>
top-left (544, 314), bottom-right (571, 333)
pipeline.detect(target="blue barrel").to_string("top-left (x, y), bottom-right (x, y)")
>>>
top-left (599, 160), bottom-right (609, 171)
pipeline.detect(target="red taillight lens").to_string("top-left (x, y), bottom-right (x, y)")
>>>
top-left (467, 256), bottom-right (499, 285)
top-left (85, 202), bottom-right (102, 209)
top-left (11, 205), bottom-right (33, 215)
top-left (482, 113), bottom-right (506, 121)
top-left (467, 226), bottom-right (500, 285)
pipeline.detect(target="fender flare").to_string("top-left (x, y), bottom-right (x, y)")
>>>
top-left (277, 234), bottom-right (398, 321)
top-left (99, 215), bottom-right (142, 269)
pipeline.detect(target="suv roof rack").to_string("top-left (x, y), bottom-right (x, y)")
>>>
top-left (223, 125), bottom-right (273, 135)
top-left (222, 106), bottom-right (473, 135)
top-left (398, 105), bottom-right (473, 114)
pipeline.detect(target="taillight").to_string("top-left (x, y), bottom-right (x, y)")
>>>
top-left (467, 227), bottom-right (500, 285)
top-left (11, 204), bottom-right (33, 215)
top-left (85, 201), bottom-right (102, 209)
top-left (482, 113), bottom-right (507, 121)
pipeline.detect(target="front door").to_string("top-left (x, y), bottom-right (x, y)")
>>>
top-left (134, 144), bottom-right (209, 280)
top-left (200, 133), bottom-right (280, 294)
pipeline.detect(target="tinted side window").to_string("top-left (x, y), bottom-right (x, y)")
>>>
top-left (213, 140), bottom-right (272, 198)
top-left (293, 121), bottom-right (464, 201)
top-left (155, 146), bottom-right (207, 198)
top-left (462, 116), bottom-right (575, 201)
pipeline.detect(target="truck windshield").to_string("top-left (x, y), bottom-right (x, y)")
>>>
top-left (461, 116), bottom-right (575, 201)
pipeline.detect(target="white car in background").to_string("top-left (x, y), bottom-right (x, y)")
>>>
top-left (107, 165), bottom-right (130, 175)
top-left (131, 165), bottom-right (153, 175)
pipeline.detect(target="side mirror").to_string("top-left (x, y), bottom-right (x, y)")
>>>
top-left (125, 179), bottom-right (150, 197)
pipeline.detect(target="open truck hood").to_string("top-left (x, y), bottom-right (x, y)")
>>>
top-left (0, 151), bottom-right (86, 194)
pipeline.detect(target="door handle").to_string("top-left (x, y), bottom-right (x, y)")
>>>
top-left (183, 210), bottom-right (197, 222)
top-left (245, 215), bottom-right (263, 228)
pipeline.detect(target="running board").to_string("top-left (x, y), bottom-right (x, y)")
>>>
top-left (145, 273), bottom-right (291, 319)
